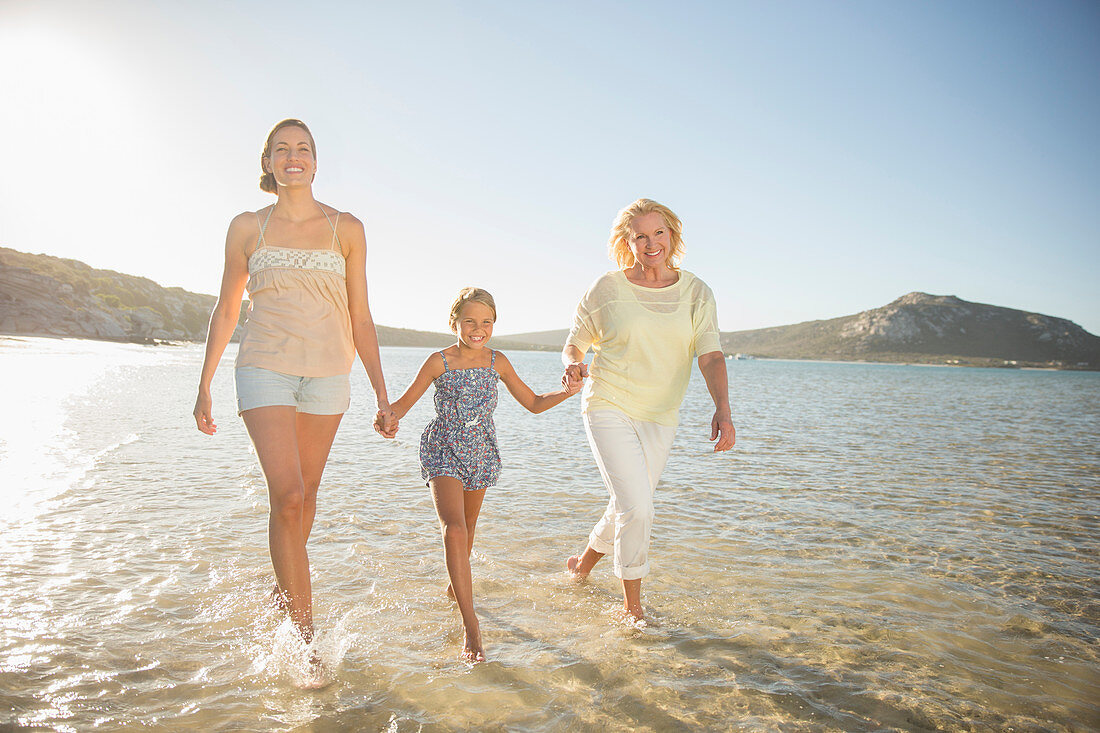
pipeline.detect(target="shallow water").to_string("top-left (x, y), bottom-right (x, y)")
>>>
top-left (1, 338), bottom-right (1097, 731)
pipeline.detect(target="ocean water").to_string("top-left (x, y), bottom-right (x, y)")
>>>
top-left (0, 337), bottom-right (1097, 732)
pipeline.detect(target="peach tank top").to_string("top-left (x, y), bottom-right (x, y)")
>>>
top-left (235, 205), bottom-right (355, 377)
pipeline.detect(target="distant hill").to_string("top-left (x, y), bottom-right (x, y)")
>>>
top-left (502, 293), bottom-right (1100, 370)
top-left (0, 247), bottom-right (553, 349)
top-left (721, 292), bottom-right (1100, 369)
top-left (1, 247), bottom-right (218, 342)
top-left (3, 249), bottom-right (1095, 367)
top-left (498, 329), bottom-right (571, 347)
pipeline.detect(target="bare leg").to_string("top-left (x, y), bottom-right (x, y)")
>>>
top-left (566, 545), bottom-right (605, 579)
top-left (242, 407), bottom-right (314, 642)
top-left (295, 412), bottom-right (343, 543)
top-left (446, 488), bottom-right (487, 600)
top-left (622, 578), bottom-right (644, 622)
top-left (430, 477), bottom-right (485, 662)
top-left (265, 412), bottom-right (341, 611)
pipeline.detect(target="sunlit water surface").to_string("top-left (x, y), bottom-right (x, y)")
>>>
top-left (1, 338), bottom-right (1097, 731)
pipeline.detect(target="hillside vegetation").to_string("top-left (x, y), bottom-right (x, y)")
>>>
top-left (0, 247), bottom-right (552, 350)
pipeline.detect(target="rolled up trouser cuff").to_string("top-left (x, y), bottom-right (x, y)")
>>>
top-left (614, 561), bottom-right (650, 581)
top-left (588, 531), bottom-right (615, 556)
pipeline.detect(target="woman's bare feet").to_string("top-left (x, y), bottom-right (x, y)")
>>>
top-left (462, 627), bottom-right (485, 662)
top-left (269, 582), bottom-right (289, 612)
top-left (566, 546), bottom-right (604, 580)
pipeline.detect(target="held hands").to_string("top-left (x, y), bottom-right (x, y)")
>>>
top-left (193, 392), bottom-right (216, 435)
top-left (562, 362), bottom-right (588, 395)
top-left (710, 411), bottom-right (735, 452)
top-left (373, 406), bottom-right (399, 439)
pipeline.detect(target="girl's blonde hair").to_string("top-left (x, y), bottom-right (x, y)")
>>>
top-left (608, 198), bottom-right (685, 271)
top-left (260, 118), bottom-right (316, 194)
top-left (448, 287), bottom-right (497, 332)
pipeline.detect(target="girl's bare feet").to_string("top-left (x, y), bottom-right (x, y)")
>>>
top-left (462, 627), bottom-right (485, 662)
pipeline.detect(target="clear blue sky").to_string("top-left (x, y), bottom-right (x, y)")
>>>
top-left (1, 0), bottom-right (1097, 335)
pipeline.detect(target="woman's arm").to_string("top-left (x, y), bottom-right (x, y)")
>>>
top-left (193, 214), bottom-right (252, 435)
top-left (342, 214), bottom-right (392, 424)
top-left (561, 343), bottom-right (589, 389)
top-left (697, 351), bottom-right (735, 452)
top-left (497, 352), bottom-right (579, 414)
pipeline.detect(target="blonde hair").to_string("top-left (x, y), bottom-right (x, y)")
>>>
top-left (260, 119), bottom-right (316, 194)
top-left (448, 287), bottom-right (497, 332)
top-left (608, 198), bottom-right (685, 271)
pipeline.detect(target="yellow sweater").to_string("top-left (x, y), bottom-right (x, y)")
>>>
top-left (567, 270), bottom-right (722, 426)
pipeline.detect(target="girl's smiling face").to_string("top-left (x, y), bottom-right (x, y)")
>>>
top-left (456, 301), bottom-right (495, 349)
top-left (264, 126), bottom-right (316, 189)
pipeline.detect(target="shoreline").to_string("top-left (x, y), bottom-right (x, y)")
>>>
top-left (3, 331), bottom-right (1096, 372)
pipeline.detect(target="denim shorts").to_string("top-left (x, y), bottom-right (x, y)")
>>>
top-left (234, 366), bottom-right (351, 415)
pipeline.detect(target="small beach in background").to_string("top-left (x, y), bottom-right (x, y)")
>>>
top-left (1, 337), bottom-right (1097, 731)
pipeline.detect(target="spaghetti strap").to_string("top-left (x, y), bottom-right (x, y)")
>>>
top-left (318, 206), bottom-right (342, 252)
top-left (440, 351), bottom-right (450, 372)
top-left (255, 205), bottom-right (275, 250)
top-left (489, 349), bottom-right (495, 368)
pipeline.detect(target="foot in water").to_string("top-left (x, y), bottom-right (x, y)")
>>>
top-left (462, 628), bottom-right (485, 663)
top-left (297, 651), bottom-right (331, 689)
top-left (565, 555), bottom-right (589, 580)
top-left (269, 582), bottom-right (289, 612)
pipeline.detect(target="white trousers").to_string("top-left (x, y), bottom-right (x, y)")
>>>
top-left (584, 409), bottom-right (677, 580)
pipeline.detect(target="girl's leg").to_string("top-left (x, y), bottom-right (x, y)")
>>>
top-left (429, 477), bottom-right (484, 662)
top-left (242, 406), bottom-right (315, 641)
top-left (447, 488), bottom-right (487, 599)
top-left (295, 412), bottom-right (343, 542)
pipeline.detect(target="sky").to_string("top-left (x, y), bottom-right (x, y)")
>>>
top-left (1, 0), bottom-right (1097, 336)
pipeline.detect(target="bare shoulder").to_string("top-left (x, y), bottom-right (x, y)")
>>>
top-left (422, 350), bottom-right (447, 378)
top-left (226, 210), bottom-right (262, 252)
top-left (229, 209), bottom-right (263, 232)
top-left (492, 350), bottom-right (516, 373)
top-left (326, 208), bottom-right (363, 232)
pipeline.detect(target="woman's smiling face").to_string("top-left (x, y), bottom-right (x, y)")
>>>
top-left (265, 125), bottom-right (316, 189)
top-left (626, 212), bottom-right (672, 270)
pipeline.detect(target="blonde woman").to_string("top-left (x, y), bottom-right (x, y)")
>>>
top-left (194, 119), bottom-right (394, 653)
top-left (563, 198), bottom-right (735, 623)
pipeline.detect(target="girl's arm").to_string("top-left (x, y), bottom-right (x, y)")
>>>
top-left (193, 214), bottom-right (252, 435)
top-left (496, 351), bottom-right (579, 414)
top-left (342, 214), bottom-right (392, 426)
top-left (374, 353), bottom-right (445, 438)
top-left (697, 351), bottom-right (735, 452)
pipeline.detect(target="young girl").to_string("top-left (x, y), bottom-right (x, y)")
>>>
top-left (375, 287), bottom-right (581, 662)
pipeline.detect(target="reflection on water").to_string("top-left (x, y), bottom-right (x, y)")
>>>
top-left (1, 338), bottom-right (1097, 731)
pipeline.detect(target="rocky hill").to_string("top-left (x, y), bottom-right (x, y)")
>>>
top-left (0, 247), bottom-right (553, 350)
top-left (3, 249), bottom-right (1095, 367)
top-left (0, 247), bottom-right (219, 342)
top-left (721, 292), bottom-right (1100, 369)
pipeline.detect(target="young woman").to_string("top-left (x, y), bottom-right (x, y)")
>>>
top-left (193, 119), bottom-right (394, 648)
